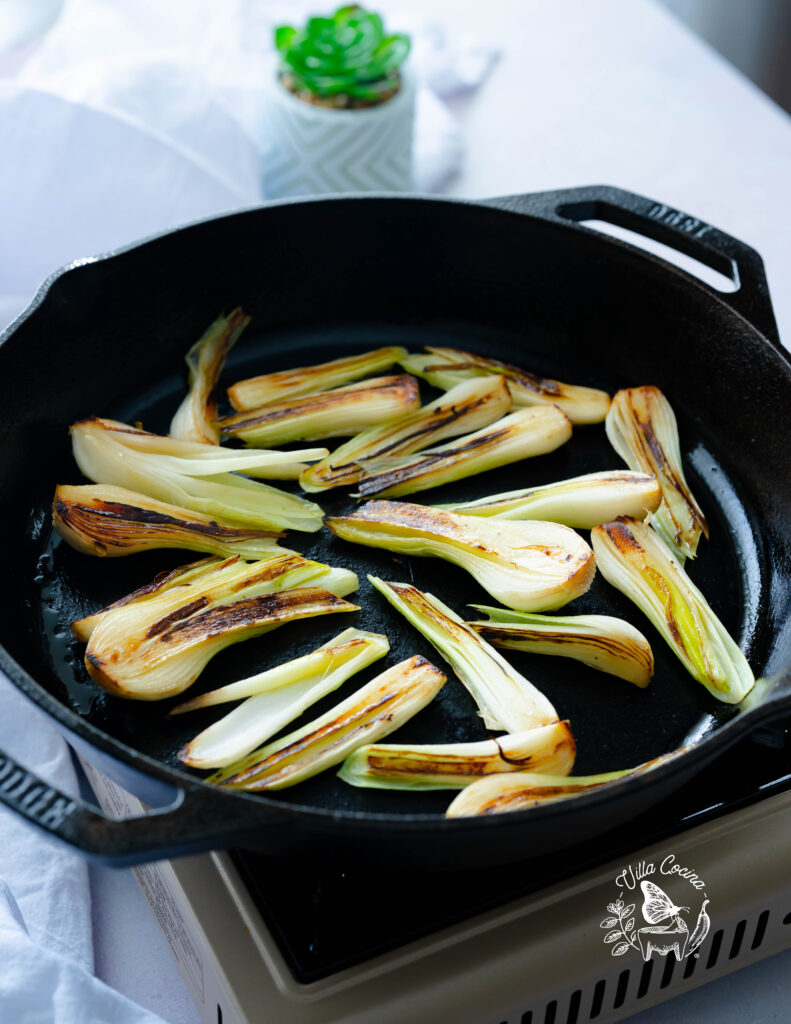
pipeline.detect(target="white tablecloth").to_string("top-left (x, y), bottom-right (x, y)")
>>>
top-left (1, 1), bottom-right (790, 1022)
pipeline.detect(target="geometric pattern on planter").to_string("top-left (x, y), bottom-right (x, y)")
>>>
top-left (262, 74), bottom-right (415, 198)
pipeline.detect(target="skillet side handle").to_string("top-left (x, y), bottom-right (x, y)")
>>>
top-left (482, 185), bottom-right (782, 352)
top-left (0, 748), bottom-right (264, 866)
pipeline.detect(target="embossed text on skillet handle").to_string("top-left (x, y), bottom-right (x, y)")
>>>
top-left (482, 185), bottom-right (782, 351)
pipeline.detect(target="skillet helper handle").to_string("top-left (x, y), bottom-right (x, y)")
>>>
top-left (0, 747), bottom-right (258, 866)
top-left (484, 185), bottom-right (782, 351)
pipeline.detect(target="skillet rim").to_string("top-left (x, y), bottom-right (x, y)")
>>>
top-left (1, 188), bottom-right (790, 835)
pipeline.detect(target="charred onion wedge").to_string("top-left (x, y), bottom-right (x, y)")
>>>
top-left (328, 502), bottom-right (595, 611)
top-left (171, 627), bottom-right (389, 714)
top-left (219, 375), bottom-right (420, 446)
top-left (299, 375), bottom-right (512, 492)
top-left (369, 577), bottom-right (559, 732)
top-left (79, 553), bottom-right (359, 700)
top-left (437, 469), bottom-right (661, 528)
top-left (53, 484), bottom-right (285, 560)
top-left (210, 655), bottom-right (447, 790)
top-left (400, 346), bottom-right (610, 424)
top-left (605, 386), bottom-right (708, 561)
top-left (446, 750), bottom-right (683, 816)
top-left (177, 628), bottom-right (390, 769)
top-left (446, 764), bottom-right (656, 817)
top-left (338, 721), bottom-right (575, 790)
top-left (169, 308), bottom-right (249, 444)
top-left (591, 517), bottom-right (753, 703)
top-left (228, 346), bottom-right (408, 411)
top-left (72, 557), bottom-right (220, 644)
top-left (72, 417), bottom-right (326, 532)
top-left (85, 586), bottom-right (357, 701)
top-left (354, 406), bottom-right (572, 499)
top-left (469, 605), bottom-right (654, 688)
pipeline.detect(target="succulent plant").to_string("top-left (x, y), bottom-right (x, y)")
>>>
top-left (275, 5), bottom-right (410, 107)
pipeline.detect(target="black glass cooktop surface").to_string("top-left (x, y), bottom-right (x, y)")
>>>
top-left (231, 728), bottom-right (791, 984)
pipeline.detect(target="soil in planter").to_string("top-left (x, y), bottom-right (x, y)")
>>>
top-left (280, 72), bottom-right (401, 110)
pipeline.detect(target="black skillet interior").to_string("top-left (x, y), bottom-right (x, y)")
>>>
top-left (4, 192), bottom-right (791, 826)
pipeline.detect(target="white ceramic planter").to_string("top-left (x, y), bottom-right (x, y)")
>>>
top-left (261, 69), bottom-right (415, 198)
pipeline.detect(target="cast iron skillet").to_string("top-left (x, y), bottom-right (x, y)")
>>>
top-left (0, 186), bottom-right (790, 868)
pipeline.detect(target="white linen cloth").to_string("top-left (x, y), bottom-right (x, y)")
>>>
top-left (0, 884), bottom-right (165, 1024)
top-left (0, 3), bottom-right (497, 1021)
top-left (0, 677), bottom-right (167, 1023)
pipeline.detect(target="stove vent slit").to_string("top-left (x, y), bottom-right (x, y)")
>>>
top-left (588, 978), bottom-right (606, 1018)
top-left (729, 918), bottom-right (747, 960)
top-left (566, 988), bottom-right (582, 1024)
top-left (659, 953), bottom-right (676, 988)
top-left (636, 958), bottom-right (654, 998)
top-left (543, 999), bottom-right (557, 1024)
top-left (683, 947), bottom-right (698, 979)
top-left (519, 1013), bottom-right (532, 1024)
top-left (613, 968), bottom-right (630, 1009)
top-left (752, 909), bottom-right (771, 948)
top-left (706, 928), bottom-right (724, 969)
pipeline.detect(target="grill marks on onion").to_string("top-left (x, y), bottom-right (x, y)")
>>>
top-left (211, 656), bottom-right (447, 790)
top-left (353, 405), bottom-right (572, 499)
top-left (219, 374), bottom-right (421, 446)
top-left (76, 554), bottom-right (360, 700)
top-left (605, 386), bottom-right (708, 562)
top-left (327, 502), bottom-right (595, 612)
top-left (227, 345), bottom-right (409, 411)
top-left (299, 375), bottom-right (512, 491)
top-left (591, 516), bottom-right (753, 703)
top-left (53, 484), bottom-right (284, 560)
top-left (337, 721), bottom-right (576, 791)
top-left (468, 606), bottom-right (654, 688)
top-left (399, 345), bottom-right (611, 423)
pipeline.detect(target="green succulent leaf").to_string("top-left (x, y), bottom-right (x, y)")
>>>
top-left (306, 17), bottom-right (335, 36)
top-left (274, 5), bottom-right (410, 100)
top-left (274, 26), bottom-right (298, 51)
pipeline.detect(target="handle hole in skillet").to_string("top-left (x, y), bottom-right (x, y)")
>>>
top-left (557, 201), bottom-right (739, 294)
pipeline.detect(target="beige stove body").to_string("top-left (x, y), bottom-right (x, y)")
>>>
top-left (79, 757), bottom-right (791, 1024)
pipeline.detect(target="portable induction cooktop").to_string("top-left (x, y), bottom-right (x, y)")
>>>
top-left (78, 717), bottom-right (791, 1024)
